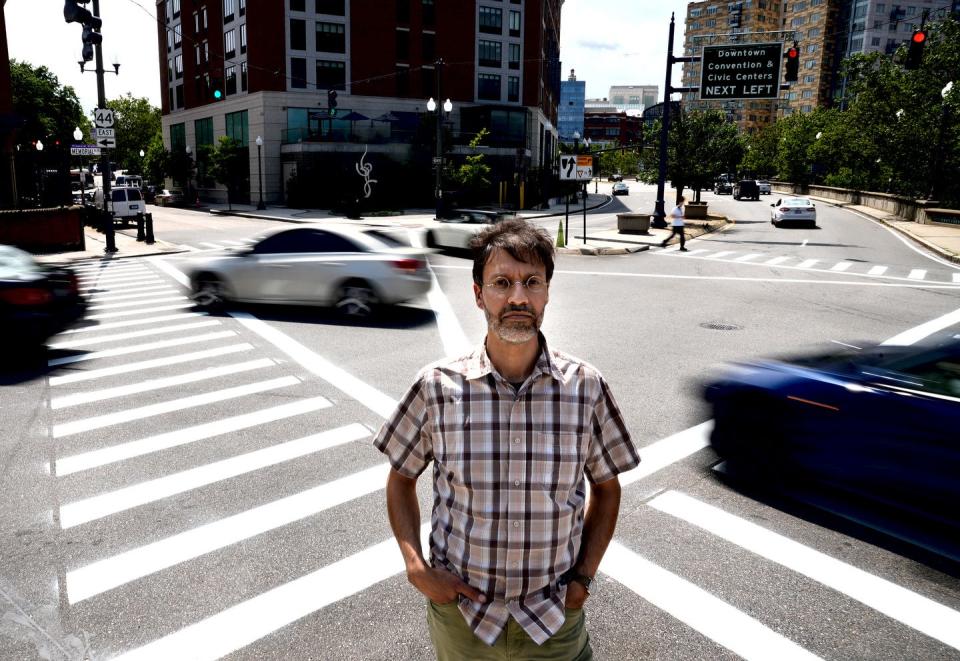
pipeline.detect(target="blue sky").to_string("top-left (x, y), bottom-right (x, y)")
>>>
top-left (6, 0), bottom-right (690, 115)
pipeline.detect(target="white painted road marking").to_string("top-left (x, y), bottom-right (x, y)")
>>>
top-left (60, 423), bottom-right (370, 528)
top-left (87, 295), bottom-right (188, 311)
top-left (955, 273), bottom-right (960, 284)
top-left (408, 229), bottom-right (472, 357)
top-left (882, 305), bottom-right (960, 346)
top-left (601, 542), bottom-right (822, 661)
top-left (49, 320), bottom-right (222, 350)
top-left (66, 463), bottom-right (391, 603)
top-left (867, 265), bottom-right (888, 276)
top-left (829, 261), bottom-right (852, 272)
top-left (764, 256), bottom-right (791, 266)
top-left (47, 331), bottom-right (236, 367)
top-left (708, 251), bottom-right (736, 259)
top-left (620, 421), bottom-right (711, 487)
top-left (59, 312), bottom-right (207, 334)
top-left (88, 286), bottom-right (181, 303)
top-left (734, 253), bottom-right (762, 262)
top-left (54, 396), bottom-right (332, 476)
top-left (796, 259), bottom-right (819, 269)
top-left (48, 343), bottom-right (253, 386)
top-left (52, 376), bottom-right (300, 438)
top-left (85, 302), bottom-right (195, 320)
top-left (908, 269), bottom-right (927, 280)
top-left (649, 490), bottom-right (960, 651)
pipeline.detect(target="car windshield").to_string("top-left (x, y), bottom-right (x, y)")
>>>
top-left (0, 246), bottom-right (37, 278)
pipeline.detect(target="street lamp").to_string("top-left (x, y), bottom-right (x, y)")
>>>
top-left (185, 145), bottom-right (193, 206)
top-left (72, 127), bottom-right (86, 205)
top-left (428, 58), bottom-right (452, 220)
top-left (255, 135), bottom-right (266, 210)
top-left (35, 140), bottom-right (44, 207)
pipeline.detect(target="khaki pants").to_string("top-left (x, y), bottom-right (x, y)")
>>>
top-left (426, 600), bottom-right (593, 661)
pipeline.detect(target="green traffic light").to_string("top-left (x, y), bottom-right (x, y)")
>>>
top-left (329, 108), bottom-right (337, 118)
top-left (214, 90), bottom-right (222, 100)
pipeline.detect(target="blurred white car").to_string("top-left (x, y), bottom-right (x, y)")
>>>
top-left (425, 210), bottom-right (518, 251)
top-left (186, 225), bottom-right (432, 317)
top-left (756, 180), bottom-right (772, 195)
top-left (771, 197), bottom-right (817, 227)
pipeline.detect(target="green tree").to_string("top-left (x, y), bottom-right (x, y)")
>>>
top-left (106, 94), bottom-right (161, 173)
top-left (451, 128), bottom-right (492, 203)
top-left (668, 110), bottom-right (744, 202)
top-left (142, 133), bottom-right (169, 186)
top-left (207, 136), bottom-right (248, 210)
top-left (10, 60), bottom-right (89, 148)
top-left (741, 121), bottom-right (781, 177)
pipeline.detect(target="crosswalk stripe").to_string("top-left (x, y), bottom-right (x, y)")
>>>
top-left (51, 358), bottom-right (272, 409)
top-left (54, 395), bottom-right (330, 476)
top-left (200, 242), bottom-right (224, 249)
top-left (60, 423), bottom-right (370, 528)
top-left (78, 267), bottom-right (151, 280)
top-left (71, 264), bottom-right (148, 274)
top-left (681, 249), bottom-right (709, 256)
top-left (830, 262), bottom-right (852, 272)
top-left (954, 273), bottom-right (960, 284)
top-left (47, 331), bottom-right (236, 367)
top-left (85, 302), bottom-right (195, 320)
top-left (80, 275), bottom-right (159, 287)
top-left (66, 462), bottom-right (390, 603)
top-left (620, 421), bottom-right (711, 487)
top-left (764, 256), bottom-right (791, 266)
top-left (601, 542), bottom-right (822, 661)
top-left (52, 375), bottom-right (300, 438)
top-left (908, 269), bottom-right (927, 280)
top-left (78, 271), bottom-right (152, 283)
top-left (59, 312), bottom-right (208, 334)
top-left (708, 251), bottom-right (737, 259)
top-left (867, 265), bottom-right (889, 276)
top-left (48, 343), bottom-right (253, 387)
top-left (49, 321), bottom-right (222, 350)
top-left (223, 240), bottom-right (246, 246)
top-left (734, 253), bottom-right (762, 262)
top-left (87, 295), bottom-right (188, 311)
top-left (111, 525), bottom-right (428, 661)
top-left (88, 286), bottom-right (180, 303)
top-left (796, 259), bottom-right (819, 269)
top-left (649, 491), bottom-right (960, 650)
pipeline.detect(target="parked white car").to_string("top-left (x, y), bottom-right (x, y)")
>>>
top-left (185, 225), bottom-right (432, 317)
top-left (771, 197), bottom-right (817, 227)
top-left (424, 210), bottom-right (518, 251)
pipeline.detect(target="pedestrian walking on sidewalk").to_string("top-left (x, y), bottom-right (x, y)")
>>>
top-left (661, 196), bottom-right (688, 251)
top-left (375, 218), bottom-right (640, 661)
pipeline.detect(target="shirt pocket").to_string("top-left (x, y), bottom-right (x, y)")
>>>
top-left (533, 431), bottom-right (584, 494)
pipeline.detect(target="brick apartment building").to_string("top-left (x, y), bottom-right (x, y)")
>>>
top-left (582, 111), bottom-right (642, 149)
top-left (157, 0), bottom-right (562, 207)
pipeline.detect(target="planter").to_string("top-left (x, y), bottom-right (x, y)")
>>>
top-left (617, 213), bottom-right (651, 234)
top-left (685, 201), bottom-right (708, 219)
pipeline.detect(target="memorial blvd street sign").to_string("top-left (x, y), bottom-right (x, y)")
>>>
top-left (699, 43), bottom-right (783, 100)
top-left (70, 144), bottom-right (102, 156)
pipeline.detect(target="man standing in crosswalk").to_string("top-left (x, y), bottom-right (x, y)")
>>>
top-left (375, 218), bottom-right (640, 660)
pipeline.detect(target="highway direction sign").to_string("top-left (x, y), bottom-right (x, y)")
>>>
top-left (94, 127), bottom-right (115, 138)
top-left (559, 155), bottom-right (593, 181)
top-left (70, 144), bottom-right (102, 156)
top-left (95, 136), bottom-right (116, 149)
top-left (94, 108), bottom-right (115, 128)
top-left (700, 43), bottom-right (783, 100)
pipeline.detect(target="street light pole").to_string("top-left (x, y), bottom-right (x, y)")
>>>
top-left (91, 0), bottom-right (117, 252)
top-left (652, 12), bottom-right (678, 229)
top-left (255, 135), bottom-right (266, 210)
top-left (429, 59), bottom-right (447, 220)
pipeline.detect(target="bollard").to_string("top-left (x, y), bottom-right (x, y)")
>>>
top-left (136, 213), bottom-right (146, 241)
top-left (145, 212), bottom-right (155, 244)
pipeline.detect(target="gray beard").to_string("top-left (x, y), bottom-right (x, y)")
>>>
top-left (485, 307), bottom-right (541, 344)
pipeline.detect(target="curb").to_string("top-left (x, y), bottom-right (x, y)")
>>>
top-left (522, 195), bottom-right (613, 220)
top-left (557, 244), bottom-right (649, 255)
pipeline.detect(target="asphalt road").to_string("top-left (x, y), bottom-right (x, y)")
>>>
top-left (1, 191), bottom-right (959, 660)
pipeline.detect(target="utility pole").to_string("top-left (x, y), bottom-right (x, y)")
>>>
top-left (92, 0), bottom-right (116, 253)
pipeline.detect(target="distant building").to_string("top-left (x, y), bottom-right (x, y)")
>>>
top-left (607, 85), bottom-right (658, 115)
top-left (584, 98), bottom-right (617, 112)
top-left (558, 69), bottom-right (585, 143)
top-left (583, 111), bottom-right (642, 149)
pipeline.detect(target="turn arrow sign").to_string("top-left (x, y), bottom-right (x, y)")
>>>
top-left (96, 136), bottom-right (116, 149)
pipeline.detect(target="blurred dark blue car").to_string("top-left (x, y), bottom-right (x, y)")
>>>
top-left (705, 335), bottom-right (960, 554)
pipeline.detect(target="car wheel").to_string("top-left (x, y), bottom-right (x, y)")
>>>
top-left (336, 280), bottom-right (378, 318)
top-left (711, 392), bottom-right (787, 471)
top-left (192, 274), bottom-right (228, 309)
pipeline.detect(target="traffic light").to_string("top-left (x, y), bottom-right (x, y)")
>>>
top-left (64, 1), bottom-right (102, 63)
top-left (328, 90), bottom-right (338, 117)
top-left (212, 78), bottom-right (223, 100)
top-left (784, 44), bottom-right (799, 82)
top-left (906, 29), bottom-right (927, 69)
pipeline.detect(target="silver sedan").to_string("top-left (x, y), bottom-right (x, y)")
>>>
top-left (771, 197), bottom-right (817, 227)
top-left (185, 225), bottom-right (432, 317)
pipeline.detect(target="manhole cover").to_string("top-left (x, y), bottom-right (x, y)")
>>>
top-left (700, 322), bottom-right (742, 331)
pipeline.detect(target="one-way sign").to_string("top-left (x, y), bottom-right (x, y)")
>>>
top-left (96, 135), bottom-right (116, 149)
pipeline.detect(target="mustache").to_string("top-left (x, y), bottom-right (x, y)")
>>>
top-left (501, 305), bottom-right (534, 316)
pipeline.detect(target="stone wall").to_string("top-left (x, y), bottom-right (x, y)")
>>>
top-left (770, 182), bottom-right (950, 225)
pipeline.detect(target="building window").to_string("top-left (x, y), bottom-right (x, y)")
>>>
top-left (422, 0), bottom-right (435, 25)
top-left (195, 117), bottom-right (214, 147)
top-left (396, 29), bottom-right (409, 60)
top-left (871, 36), bottom-right (881, 46)
top-left (316, 0), bottom-right (344, 14)
top-left (172, 0), bottom-right (180, 18)
top-left (225, 65), bottom-right (237, 95)
top-left (175, 83), bottom-right (184, 108)
top-left (508, 43), bottom-right (520, 69)
top-left (316, 60), bottom-right (346, 90)
top-left (508, 10), bottom-right (521, 37)
top-left (174, 54), bottom-right (183, 79)
top-left (239, 0), bottom-right (245, 17)
top-left (195, 44), bottom-right (201, 65)
top-left (291, 57), bottom-right (307, 88)
top-left (201, 7), bottom-right (208, 29)
top-left (168, 31), bottom-right (173, 53)
top-left (802, 89), bottom-right (813, 98)
top-left (396, 66), bottom-right (410, 96)
top-left (225, 110), bottom-right (249, 145)
top-left (479, 7), bottom-right (502, 34)
top-left (290, 19), bottom-right (306, 50)
top-left (507, 76), bottom-right (519, 102)
top-left (170, 123), bottom-right (186, 151)
top-left (174, 24), bottom-right (182, 48)
top-left (479, 40), bottom-right (502, 68)
top-left (396, 0), bottom-right (410, 23)
top-left (241, 61), bottom-right (248, 91)
top-left (422, 32), bottom-right (435, 61)
top-left (202, 41), bottom-right (209, 63)
top-left (225, 30), bottom-right (236, 58)
top-left (290, 0), bottom-right (305, 11)
top-left (166, 0), bottom-right (171, 23)
top-left (224, 0), bottom-right (234, 21)
top-left (238, 24), bottom-right (246, 54)
top-left (316, 22), bottom-right (345, 53)
top-left (478, 73), bottom-right (500, 100)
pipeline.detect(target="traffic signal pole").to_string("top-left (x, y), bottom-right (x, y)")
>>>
top-left (91, 0), bottom-right (116, 253)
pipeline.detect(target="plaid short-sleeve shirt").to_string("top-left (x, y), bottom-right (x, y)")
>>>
top-left (374, 336), bottom-right (640, 646)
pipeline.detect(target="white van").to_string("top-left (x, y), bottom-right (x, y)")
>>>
top-left (94, 187), bottom-right (145, 222)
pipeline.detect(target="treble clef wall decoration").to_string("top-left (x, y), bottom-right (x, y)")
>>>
top-left (356, 146), bottom-right (378, 199)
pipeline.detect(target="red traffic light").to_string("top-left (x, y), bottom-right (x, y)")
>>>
top-left (912, 30), bottom-right (926, 44)
top-left (787, 47), bottom-right (799, 58)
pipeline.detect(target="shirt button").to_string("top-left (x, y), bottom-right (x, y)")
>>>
top-left (513, 521), bottom-right (520, 528)
top-left (514, 480), bottom-right (520, 487)
top-left (513, 438), bottom-right (520, 444)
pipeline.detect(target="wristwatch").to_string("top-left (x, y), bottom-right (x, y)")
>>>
top-left (560, 568), bottom-right (593, 593)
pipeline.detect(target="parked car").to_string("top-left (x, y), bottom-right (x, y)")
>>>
top-left (425, 209), bottom-right (518, 251)
top-left (0, 245), bottom-right (86, 346)
top-left (771, 197), bottom-right (817, 227)
top-left (142, 185), bottom-right (157, 204)
top-left (733, 179), bottom-right (760, 201)
top-left (756, 179), bottom-right (772, 195)
top-left (612, 182), bottom-right (630, 196)
top-left (155, 188), bottom-right (184, 206)
top-left (93, 186), bottom-right (145, 223)
top-left (185, 225), bottom-right (432, 317)
top-left (705, 335), bottom-right (960, 557)
top-left (715, 179), bottom-right (733, 195)
top-left (609, 173), bottom-right (623, 182)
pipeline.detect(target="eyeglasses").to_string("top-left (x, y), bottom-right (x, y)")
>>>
top-left (483, 275), bottom-right (548, 296)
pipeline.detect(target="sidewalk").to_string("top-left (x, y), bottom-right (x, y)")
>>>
top-left (33, 223), bottom-right (186, 265)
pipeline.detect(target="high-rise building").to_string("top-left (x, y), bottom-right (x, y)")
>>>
top-left (558, 69), bottom-right (585, 143)
top-left (156, 0), bottom-right (562, 205)
top-left (779, 0), bottom-right (839, 116)
top-left (607, 85), bottom-right (659, 115)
